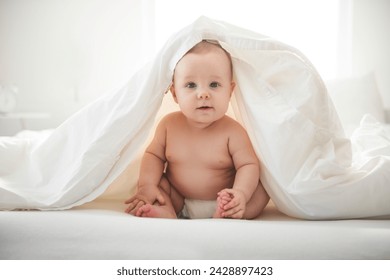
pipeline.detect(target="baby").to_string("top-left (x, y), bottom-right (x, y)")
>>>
top-left (125, 40), bottom-right (269, 219)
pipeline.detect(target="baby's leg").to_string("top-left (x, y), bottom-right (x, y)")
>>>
top-left (136, 175), bottom-right (184, 219)
top-left (243, 180), bottom-right (270, 219)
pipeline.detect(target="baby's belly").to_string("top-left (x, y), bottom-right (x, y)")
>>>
top-left (166, 165), bottom-right (235, 200)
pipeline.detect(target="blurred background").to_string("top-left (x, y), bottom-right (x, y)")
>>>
top-left (0, 0), bottom-right (389, 135)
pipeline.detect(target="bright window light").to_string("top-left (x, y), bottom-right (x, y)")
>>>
top-left (155, 0), bottom-right (343, 79)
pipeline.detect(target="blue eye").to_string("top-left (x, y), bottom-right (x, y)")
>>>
top-left (186, 82), bottom-right (196, 88)
top-left (210, 82), bottom-right (220, 88)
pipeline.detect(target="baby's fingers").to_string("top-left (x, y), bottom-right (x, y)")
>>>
top-left (222, 207), bottom-right (244, 219)
top-left (125, 199), bottom-right (144, 214)
top-left (124, 197), bottom-right (136, 204)
top-left (217, 195), bottom-right (230, 205)
top-left (223, 198), bottom-right (239, 211)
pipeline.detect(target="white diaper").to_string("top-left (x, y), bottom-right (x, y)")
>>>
top-left (180, 199), bottom-right (217, 219)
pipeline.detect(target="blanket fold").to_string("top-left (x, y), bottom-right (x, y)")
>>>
top-left (1, 17), bottom-right (389, 219)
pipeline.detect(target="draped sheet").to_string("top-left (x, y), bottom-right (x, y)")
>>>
top-left (1, 17), bottom-right (389, 219)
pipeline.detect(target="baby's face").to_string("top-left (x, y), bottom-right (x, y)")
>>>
top-left (171, 47), bottom-right (235, 127)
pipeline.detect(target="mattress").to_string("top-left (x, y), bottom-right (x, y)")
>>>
top-left (1, 199), bottom-right (389, 260)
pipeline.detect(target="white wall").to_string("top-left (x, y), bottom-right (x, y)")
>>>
top-left (0, 0), bottom-right (154, 135)
top-left (351, 0), bottom-right (390, 107)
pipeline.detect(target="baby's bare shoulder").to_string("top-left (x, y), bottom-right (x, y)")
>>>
top-left (220, 115), bottom-right (247, 134)
top-left (219, 116), bottom-right (253, 148)
top-left (221, 117), bottom-right (257, 159)
top-left (159, 111), bottom-right (183, 125)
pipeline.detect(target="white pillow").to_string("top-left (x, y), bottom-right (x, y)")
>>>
top-left (326, 73), bottom-right (385, 130)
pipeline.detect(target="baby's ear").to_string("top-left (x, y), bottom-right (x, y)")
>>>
top-left (170, 84), bottom-right (178, 103)
top-left (230, 81), bottom-right (236, 96)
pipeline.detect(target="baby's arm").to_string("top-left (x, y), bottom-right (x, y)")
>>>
top-left (125, 117), bottom-right (168, 214)
top-left (220, 123), bottom-right (260, 218)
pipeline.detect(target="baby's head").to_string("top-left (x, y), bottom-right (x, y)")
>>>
top-left (173, 40), bottom-right (233, 82)
top-left (170, 41), bottom-right (235, 127)
top-left (187, 40), bottom-right (233, 77)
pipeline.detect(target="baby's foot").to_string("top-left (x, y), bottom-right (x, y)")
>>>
top-left (136, 204), bottom-right (176, 219)
top-left (213, 191), bottom-right (232, 218)
top-left (213, 204), bottom-right (225, 218)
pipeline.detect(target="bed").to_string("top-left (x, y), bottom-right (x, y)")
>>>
top-left (1, 73), bottom-right (390, 260)
top-left (1, 198), bottom-right (389, 260)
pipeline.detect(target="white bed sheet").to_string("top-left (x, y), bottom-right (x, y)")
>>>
top-left (1, 199), bottom-right (389, 260)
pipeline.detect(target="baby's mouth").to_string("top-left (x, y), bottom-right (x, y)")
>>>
top-left (197, 106), bottom-right (213, 110)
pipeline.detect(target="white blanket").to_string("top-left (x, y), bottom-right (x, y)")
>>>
top-left (1, 17), bottom-right (389, 219)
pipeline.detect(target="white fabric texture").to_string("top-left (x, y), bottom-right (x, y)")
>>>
top-left (1, 17), bottom-right (389, 219)
top-left (1, 200), bottom-right (389, 260)
top-left (326, 72), bottom-right (386, 134)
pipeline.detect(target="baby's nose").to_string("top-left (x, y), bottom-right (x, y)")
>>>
top-left (197, 90), bottom-right (210, 99)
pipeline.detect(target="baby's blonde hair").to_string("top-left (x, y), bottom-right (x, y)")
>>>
top-left (186, 40), bottom-right (233, 77)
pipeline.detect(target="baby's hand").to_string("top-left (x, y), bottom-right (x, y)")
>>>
top-left (124, 185), bottom-right (165, 215)
top-left (217, 189), bottom-right (247, 219)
